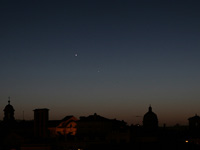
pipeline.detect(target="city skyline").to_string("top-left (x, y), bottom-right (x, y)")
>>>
top-left (0, 97), bottom-right (197, 126)
top-left (1, 0), bottom-right (200, 126)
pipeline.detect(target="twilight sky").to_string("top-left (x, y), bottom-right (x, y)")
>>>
top-left (0, 0), bottom-right (200, 126)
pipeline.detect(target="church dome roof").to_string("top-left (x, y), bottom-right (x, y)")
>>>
top-left (143, 106), bottom-right (158, 128)
top-left (143, 107), bottom-right (158, 121)
top-left (4, 100), bottom-right (15, 112)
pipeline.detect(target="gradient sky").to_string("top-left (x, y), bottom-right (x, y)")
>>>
top-left (0, 0), bottom-right (200, 126)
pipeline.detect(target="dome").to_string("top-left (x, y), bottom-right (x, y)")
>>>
top-left (3, 100), bottom-right (15, 122)
top-left (4, 103), bottom-right (15, 112)
top-left (143, 106), bottom-right (158, 130)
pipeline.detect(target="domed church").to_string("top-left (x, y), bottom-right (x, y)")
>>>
top-left (3, 97), bottom-right (15, 122)
top-left (143, 105), bottom-right (158, 131)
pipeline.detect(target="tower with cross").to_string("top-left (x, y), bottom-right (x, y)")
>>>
top-left (3, 97), bottom-right (15, 122)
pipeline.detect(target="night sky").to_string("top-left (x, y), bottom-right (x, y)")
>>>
top-left (0, 0), bottom-right (200, 126)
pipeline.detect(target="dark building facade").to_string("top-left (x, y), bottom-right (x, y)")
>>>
top-left (76, 113), bottom-right (130, 149)
top-left (188, 114), bottom-right (200, 130)
top-left (188, 114), bottom-right (200, 138)
top-left (33, 108), bottom-right (49, 138)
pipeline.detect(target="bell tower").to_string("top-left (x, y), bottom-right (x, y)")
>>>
top-left (3, 97), bottom-right (15, 122)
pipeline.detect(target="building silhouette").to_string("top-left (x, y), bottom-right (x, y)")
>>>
top-left (143, 105), bottom-right (158, 132)
top-left (3, 97), bottom-right (15, 123)
top-left (188, 114), bottom-right (200, 130)
top-left (188, 114), bottom-right (200, 138)
top-left (34, 108), bottom-right (49, 138)
top-left (76, 113), bottom-right (130, 148)
top-left (48, 115), bottom-right (78, 138)
top-left (1, 99), bottom-right (200, 150)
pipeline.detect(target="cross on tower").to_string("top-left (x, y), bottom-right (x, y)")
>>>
top-left (8, 96), bottom-right (10, 104)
